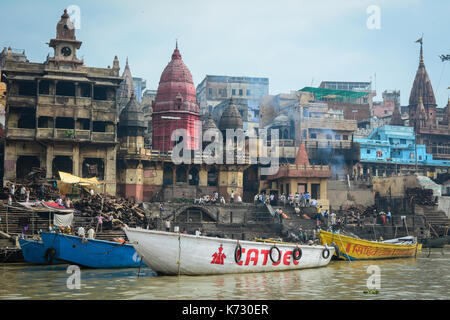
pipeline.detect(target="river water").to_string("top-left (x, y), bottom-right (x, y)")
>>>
top-left (0, 248), bottom-right (449, 300)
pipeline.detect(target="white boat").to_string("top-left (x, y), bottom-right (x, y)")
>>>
top-left (124, 228), bottom-right (335, 276)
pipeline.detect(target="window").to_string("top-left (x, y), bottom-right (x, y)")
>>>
top-left (400, 139), bottom-right (406, 144)
top-left (335, 135), bottom-right (341, 140)
top-left (367, 149), bottom-right (371, 154)
top-left (232, 89), bottom-right (236, 95)
top-left (326, 134), bottom-right (332, 140)
top-left (310, 133), bottom-right (317, 139)
top-left (343, 135), bottom-right (348, 140)
top-left (239, 89), bottom-right (243, 96)
top-left (246, 89), bottom-right (251, 96)
top-left (208, 88), bottom-right (212, 96)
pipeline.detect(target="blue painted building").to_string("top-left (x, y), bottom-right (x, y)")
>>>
top-left (354, 125), bottom-right (450, 177)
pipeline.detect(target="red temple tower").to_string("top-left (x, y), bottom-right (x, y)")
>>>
top-left (152, 43), bottom-right (200, 152)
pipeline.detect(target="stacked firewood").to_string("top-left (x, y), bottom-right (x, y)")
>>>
top-left (1, 167), bottom-right (60, 200)
top-left (406, 188), bottom-right (436, 206)
top-left (73, 194), bottom-right (148, 228)
top-left (338, 204), bottom-right (378, 224)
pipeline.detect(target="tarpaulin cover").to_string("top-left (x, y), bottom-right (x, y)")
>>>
top-left (53, 212), bottom-right (74, 227)
top-left (58, 171), bottom-right (102, 186)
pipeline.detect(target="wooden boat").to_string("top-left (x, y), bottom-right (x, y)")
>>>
top-left (124, 228), bottom-right (335, 276)
top-left (40, 232), bottom-right (145, 268)
top-left (19, 238), bottom-right (64, 265)
top-left (420, 235), bottom-right (450, 248)
top-left (318, 230), bottom-right (420, 261)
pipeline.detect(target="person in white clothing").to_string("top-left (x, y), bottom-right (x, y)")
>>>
top-left (87, 228), bottom-right (95, 239)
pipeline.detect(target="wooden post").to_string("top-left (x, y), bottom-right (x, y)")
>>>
top-left (6, 205), bottom-right (9, 234)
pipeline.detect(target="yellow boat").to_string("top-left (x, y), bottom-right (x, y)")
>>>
top-left (319, 230), bottom-right (420, 261)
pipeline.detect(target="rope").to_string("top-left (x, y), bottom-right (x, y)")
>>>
top-left (177, 234), bottom-right (181, 277)
top-left (338, 233), bottom-right (352, 262)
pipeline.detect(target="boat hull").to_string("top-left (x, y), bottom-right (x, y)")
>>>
top-left (319, 230), bottom-right (419, 261)
top-left (19, 238), bottom-right (63, 265)
top-left (124, 228), bottom-right (334, 276)
top-left (40, 232), bottom-right (145, 268)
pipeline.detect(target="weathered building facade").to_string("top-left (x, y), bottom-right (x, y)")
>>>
top-left (1, 10), bottom-right (122, 194)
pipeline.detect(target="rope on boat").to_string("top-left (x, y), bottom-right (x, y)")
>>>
top-left (338, 233), bottom-right (352, 263)
top-left (177, 234), bottom-right (181, 277)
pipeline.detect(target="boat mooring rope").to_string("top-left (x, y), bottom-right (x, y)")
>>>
top-left (177, 234), bottom-right (181, 277)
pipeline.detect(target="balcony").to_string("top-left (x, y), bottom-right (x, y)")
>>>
top-left (76, 129), bottom-right (90, 140)
top-left (37, 128), bottom-right (53, 139)
top-left (55, 128), bottom-right (76, 139)
top-left (7, 95), bottom-right (36, 108)
top-left (7, 127), bottom-right (35, 139)
top-left (92, 131), bottom-right (116, 143)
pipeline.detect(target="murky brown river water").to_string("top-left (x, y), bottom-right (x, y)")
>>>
top-left (0, 248), bottom-right (449, 300)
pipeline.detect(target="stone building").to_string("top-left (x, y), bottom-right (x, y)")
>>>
top-left (266, 143), bottom-right (332, 210)
top-left (1, 10), bottom-right (122, 194)
top-left (116, 49), bottom-right (250, 202)
top-left (354, 125), bottom-right (450, 179)
top-left (259, 91), bottom-right (359, 178)
top-left (196, 75), bottom-right (269, 132)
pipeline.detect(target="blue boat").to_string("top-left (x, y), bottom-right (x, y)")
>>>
top-left (19, 238), bottom-right (63, 265)
top-left (40, 232), bottom-right (146, 268)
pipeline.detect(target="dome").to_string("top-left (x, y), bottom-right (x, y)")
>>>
top-left (153, 44), bottom-right (199, 114)
top-left (203, 113), bottom-right (218, 132)
top-left (270, 114), bottom-right (290, 128)
top-left (119, 92), bottom-right (146, 128)
top-left (218, 98), bottom-right (243, 131)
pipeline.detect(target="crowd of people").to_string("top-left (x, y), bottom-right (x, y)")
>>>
top-left (193, 190), bottom-right (243, 205)
top-left (254, 192), bottom-right (318, 208)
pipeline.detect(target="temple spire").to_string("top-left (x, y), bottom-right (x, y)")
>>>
top-left (415, 35), bottom-right (424, 67)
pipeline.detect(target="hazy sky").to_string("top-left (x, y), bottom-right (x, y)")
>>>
top-left (1, 0), bottom-right (449, 107)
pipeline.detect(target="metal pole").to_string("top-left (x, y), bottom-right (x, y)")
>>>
top-left (6, 205), bottom-right (9, 234)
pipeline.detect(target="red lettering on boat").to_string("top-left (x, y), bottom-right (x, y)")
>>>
top-left (261, 249), bottom-right (269, 265)
top-left (283, 250), bottom-right (292, 265)
top-left (211, 244), bottom-right (227, 264)
top-left (245, 249), bottom-right (259, 266)
top-left (236, 248), bottom-right (246, 266)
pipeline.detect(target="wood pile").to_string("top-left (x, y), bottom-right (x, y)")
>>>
top-left (339, 204), bottom-right (378, 224)
top-left (73, 194), bottom-right (148, 229)
top-left (1, 167), bottom-right (60, 200)
top-left (406, 188), bottom-right (436, 206)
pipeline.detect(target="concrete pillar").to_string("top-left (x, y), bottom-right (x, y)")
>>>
top-left (199, 167), bottom-right (208, 187)
top-left (46, 145), bottom-right (54, 179)
top-left (320, 180), bottom-right (327, 200)
top-left (72, 145), bottom-right (80, 177)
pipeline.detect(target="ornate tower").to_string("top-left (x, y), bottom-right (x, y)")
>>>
top-left (47, 9), bottom-right (83, 70)
top-left (152, 43), bottom-right (200, 152)
top-left (117, 92), bottom-right (147, 201)
top-left (117, 58), bottom-right (135, 116)
top-left (408, 39), bottom-right (437, 128)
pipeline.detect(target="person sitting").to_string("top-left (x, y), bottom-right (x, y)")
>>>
top-left (220, 196), bottom-right (226, 204)
top-left (237, 195), bottom-right (242, 203)
top-left (87, 227), bottom-right (95, 239)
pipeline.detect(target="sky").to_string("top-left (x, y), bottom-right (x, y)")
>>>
top-left (0, 0), bottom-right (449, 107)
